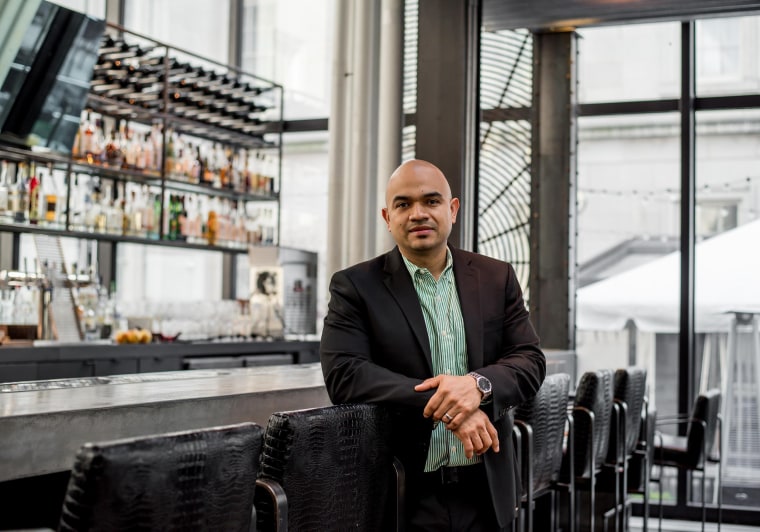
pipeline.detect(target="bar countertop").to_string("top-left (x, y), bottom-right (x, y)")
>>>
top-left (0, 363), bottom-right (331, 482)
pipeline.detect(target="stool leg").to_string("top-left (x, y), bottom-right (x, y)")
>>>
top-left (658, 466), bottom-right (663, 532)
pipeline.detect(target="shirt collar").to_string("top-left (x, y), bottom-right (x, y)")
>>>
top-left (401, 247), bottom-right (454, 279)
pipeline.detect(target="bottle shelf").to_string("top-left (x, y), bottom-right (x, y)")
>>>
top-left (0, 21), bottom-right (283, 256)
top-left (0, 222), bottom-right (263, 254)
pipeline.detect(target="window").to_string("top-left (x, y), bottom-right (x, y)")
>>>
top-left (578, 22), bottom-right (680, 103)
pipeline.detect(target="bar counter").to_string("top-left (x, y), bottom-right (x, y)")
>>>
top-left (0, 362), bottom-right (331, 482)
top-left (0, 339), bottom-right (320, 383)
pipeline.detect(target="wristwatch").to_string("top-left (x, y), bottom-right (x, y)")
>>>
top-left (467, 372), bottom-right (493, 401)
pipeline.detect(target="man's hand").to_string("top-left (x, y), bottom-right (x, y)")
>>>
top-left (415, 374), bottom-right (482, 430)
top-left (451, 409), bottom-right (500, 458)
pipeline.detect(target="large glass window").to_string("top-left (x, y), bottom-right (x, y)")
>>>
top-left (578, 22), bottom-right (680, 103)
top-left (695, 108), bottom-right (760, 509)
top-left (697, 16), bottom-right (760, 96)
top-left (241, 0), bottom-right (332, 330)
top-left (124, 0), bottom-right (230, 64)
top-left (577, 15), bottom-right (760, 519)
top-left (576, 113), bottom-right (681, 413)
top-left (241, 0), bottom-right (332, 120)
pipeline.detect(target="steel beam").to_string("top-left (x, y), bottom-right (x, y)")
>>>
top-left (416, 0), bottom-right (480, 250)
top-left (529, 30), bottom-right (578, 350)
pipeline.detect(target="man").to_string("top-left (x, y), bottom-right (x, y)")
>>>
top-left (320, 159), bottom-right (545, 531)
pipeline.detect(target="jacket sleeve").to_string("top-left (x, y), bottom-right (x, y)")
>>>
top-left (320, 269), bottom-right (433, 409)
top-left (477, 263), bottom-right (546, 421)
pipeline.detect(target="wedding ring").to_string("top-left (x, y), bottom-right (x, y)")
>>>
top-left (443, 412), bottom-right (453, 423)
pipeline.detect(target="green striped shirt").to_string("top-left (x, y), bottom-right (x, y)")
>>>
top-left (402, 250), bottom-right (480, 471)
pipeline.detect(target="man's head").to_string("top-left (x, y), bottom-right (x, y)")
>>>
top-left (382, 159), bottom-right (460, 263)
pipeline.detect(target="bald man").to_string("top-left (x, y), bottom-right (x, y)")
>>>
top-left (320, 159), bottom-right (546, 531)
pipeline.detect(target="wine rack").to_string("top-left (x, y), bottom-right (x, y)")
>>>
top-left (0, 21), bottom-right (284, 253)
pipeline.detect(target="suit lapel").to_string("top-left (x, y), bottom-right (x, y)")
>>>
top-left (452, 248), bottom-right (484, 370)
top-left (383, 248), bottom-right (434, 375)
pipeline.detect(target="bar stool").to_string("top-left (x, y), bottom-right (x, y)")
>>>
top-left (513, 373), bottom-right (572, 532)
top-left (255, 403), bottom-right (403, 532)
top-left (597, 367), bottom-right (648, 532)
top-left (58, 422), bottom-right (264, 531)
top-left (652, 388), bottom-right (722, 532)
top-left (560, 369), bottom-right (615, 532)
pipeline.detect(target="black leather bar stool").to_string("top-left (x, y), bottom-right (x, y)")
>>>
top-left (560, 369), bottom-right (615, 532)
top-left (255, 403), bottom-right (403, 532)
top-left (58, 422), bottom-right (264, 531)
top-left (597, 366), bottom-right (648, 532)
top-left (514, 372), bottom-right (572, 532)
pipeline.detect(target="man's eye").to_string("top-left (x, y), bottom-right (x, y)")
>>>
top-left (396, 202), bottom-right (408, 208)
top-left (428, 199), bottom-right (440, 205)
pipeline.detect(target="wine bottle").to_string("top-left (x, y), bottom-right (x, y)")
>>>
top-left (13, 162), bottom-right (28, 223)
top-left (0, 161), bottom-right (10, 221)
top-left (42, 164), bottom-right (59, 225)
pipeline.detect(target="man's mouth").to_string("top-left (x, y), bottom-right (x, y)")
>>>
top-left (409, 226), bottom-right (434, 235)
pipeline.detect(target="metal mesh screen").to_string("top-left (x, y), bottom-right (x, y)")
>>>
top-left (402, 0), bottom-right (418, 161)
top-left (478, 29), bottom-right (533, 294)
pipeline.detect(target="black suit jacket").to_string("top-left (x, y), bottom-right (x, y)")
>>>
top-left (320, 245), bottom-right (546, 527)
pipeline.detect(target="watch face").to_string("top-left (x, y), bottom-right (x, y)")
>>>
top-left (478, 377), bottom-right (492, 394)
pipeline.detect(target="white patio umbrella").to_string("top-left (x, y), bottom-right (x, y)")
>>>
top-left (577, 219), bottom-right (760, 333)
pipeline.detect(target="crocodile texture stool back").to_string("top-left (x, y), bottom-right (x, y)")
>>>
top-left (515, 372), bottom-right (571, 494)
top-left (563, 369), bottom-right (615, 480)
top-left (610, 366), bottom-right (648, 461)
top-left (58, 422), bottom-right (264, 532)
top-left (257, 403), bottom-right (395, 532)
top-left (514, 373), bottom-right (571, 532)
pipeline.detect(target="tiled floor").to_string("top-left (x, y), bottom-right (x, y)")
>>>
top-left (630, 516), bottom-right (760, 531)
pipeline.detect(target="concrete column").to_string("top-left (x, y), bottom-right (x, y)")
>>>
top-left (374, 0), bottom-right (404, 256)
top-left (529, 31), bottom-right (578, 351)
top-left (327, 0), bottom-right (404, 275)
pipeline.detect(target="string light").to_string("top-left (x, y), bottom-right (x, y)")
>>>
top-left (579, 175), bottom-right (759, 197)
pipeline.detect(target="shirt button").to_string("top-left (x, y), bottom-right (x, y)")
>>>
top-left (442, 331), bottom-right (447, 336)
top-left (451, 446), bottom-right (457, 453)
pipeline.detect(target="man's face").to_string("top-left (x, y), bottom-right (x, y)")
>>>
top-left (381, 164), bottom-right (460, 258)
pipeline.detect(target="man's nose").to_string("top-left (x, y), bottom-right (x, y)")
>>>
top-left (410, 203), bottom-right (428, 219)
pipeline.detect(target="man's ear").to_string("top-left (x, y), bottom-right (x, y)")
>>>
top-left (450, 197), bottom-right (460, 223)
top-left (381, 207), bottom-right (390, 228)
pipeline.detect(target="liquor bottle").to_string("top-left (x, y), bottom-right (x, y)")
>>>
top-left (213, 143), bottom-right (225, 188)
top-left (123, 122), bottom-right (140, 169)
top-left (140, 131), bottom-right (152, 171)
top-left (90, 118), bottom-right (107, 165)
top-left (153, 193), bottom-right (162, 239)
top-left (177, 195), bottom-right (187, 242)
top-left (167, 194), bottom-right (177, 240)
top-left (42, 164), bottom-right (58, 225)
top-left (191, 145), bottom-right (203, 183)
top-left (138, 186), bottom-right (154, 238)
top-left (105, 123), bottom-right (123, 168)
top-left (202, 145), bottom-right (213, 185)
top-left (28, 162), bottom-right (40, 224)
top-left (91, 184), bottom-right (107, 233)
top-left (164, 129), bottom-right (176, 177)
top-left (79, 112), bottom-right (93, 161)
top-left (12, 162), bottom-right (28, 223)
top-left (0, 161), bottom-right (10, 221)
